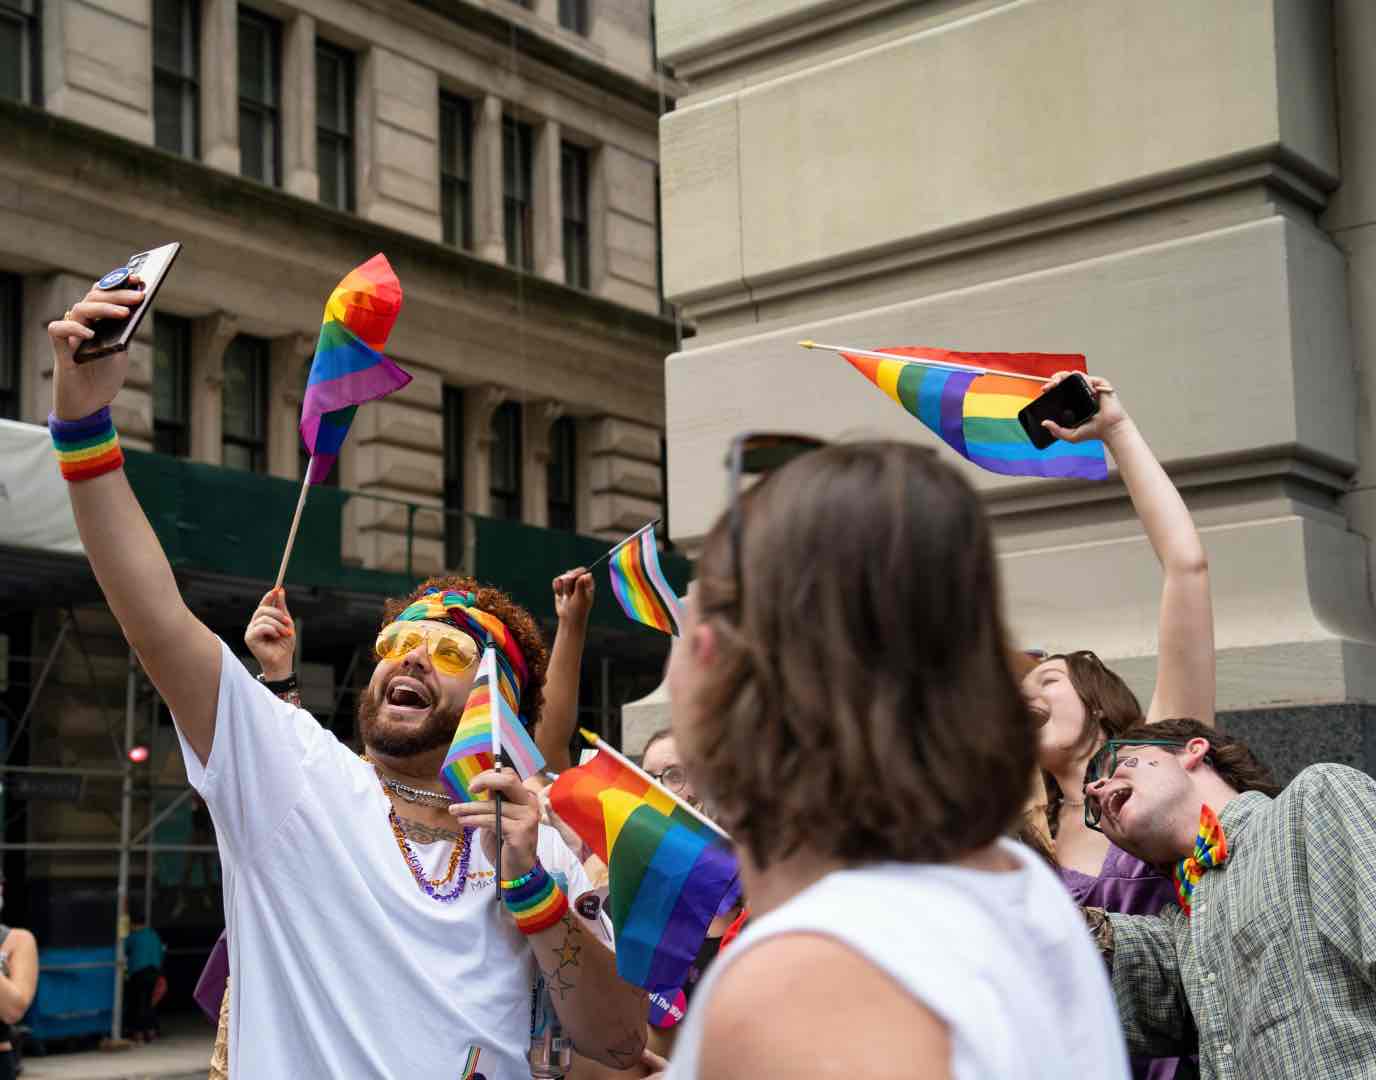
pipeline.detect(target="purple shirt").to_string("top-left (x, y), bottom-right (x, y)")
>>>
top-left (1058, 844), bottom-right (1183, 1080)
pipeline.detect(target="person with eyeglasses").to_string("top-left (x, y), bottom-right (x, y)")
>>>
top-left (659, 440), bottom-right (1129, 1080)
top-left (1076, 717), bottom-right (1376, 1079)
top-left (1021, 379), bottom-right (1215, 1078)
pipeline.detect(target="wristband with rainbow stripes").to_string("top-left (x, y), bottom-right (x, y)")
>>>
top-left (501, 861), bottom-right (568, 935)
top-left (49, 407), bottom-right (124, 483)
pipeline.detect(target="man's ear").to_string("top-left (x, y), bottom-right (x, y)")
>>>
top-left (1181, 736), bottom-right (1213, 772)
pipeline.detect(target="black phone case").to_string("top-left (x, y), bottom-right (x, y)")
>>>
top-left (74, 242), bottom-right (181, 363)
top-left (1017, 374), bottom-right (1098, 449)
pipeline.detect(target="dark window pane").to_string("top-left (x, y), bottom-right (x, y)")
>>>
top-left (221, 335), bottom-right (268, 472)
top-left (440, 94), bottom-right (472, 249)
top-left (561, 143), bottom-right (590, 289)
top-left (547, 417), bottom-right (576, 532)
top-left (239, 106), bottom-right (264, 181)
top-left (152, 0), bottom-right (198, 158)
top-left (238, 10), bottom-right (281, 185)
top-left (489, 401), bottom-right (522, 521)
top-left (503, 119), bottom-right (533, 271)
top-left (0, 1), bottom-right (38, 105)
top-left (316, 43), bottom-right (354, 210)
top-left (558, 0), bottom-right (587, 34)
top-left (153, 313), bottom-right (191, 458)
top-left (443, 386), bottom-right (464, 567)
top-left (0, 273), bottom-right (19, 421)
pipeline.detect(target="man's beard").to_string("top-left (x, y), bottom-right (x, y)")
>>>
top-left (357, 692), bottom-right (461, 758)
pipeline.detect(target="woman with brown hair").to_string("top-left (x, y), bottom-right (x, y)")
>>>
top-left (660, 440), bottom-right (1128, 1080)
top-left (1022, 376), bottom-right (1213, 1080)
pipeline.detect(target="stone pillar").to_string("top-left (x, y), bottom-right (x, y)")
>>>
top-left (199, 0), bottom-right (239, 174)
top-left (597, 146), bottom-right (659, 313)
top-left (523, 401), bottom-right (563, 526)
top-left (42, 0), bottom-right (154, 144)
top-left (462, 385), bottom-right (509, 518)
top-left (282, 13), bottom-right (318, 201)
top-left (585, 416), bottom-right (664, 538)
top-left (356, 48), bottom-right (442, 240)
top-left (188, 313), bottom-right (239, 466)
top-left (533, 120), bottom-right (564, 282)
top-left (473, 96), bottom-right (506, 264)
top-left (267, 333), bottom-right (313, 479)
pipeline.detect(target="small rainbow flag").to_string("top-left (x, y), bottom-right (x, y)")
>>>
top-left (549, 743), bottom-right (738, 993)
top-left (458, 1046), bottom-right (483, 1079)
top-left (608, 522), bottom-right (682, 637)
top-left (841, 346), bottom-right (1108, 481)
top-left (300, 254), bottom-right (412, 484)
top-left (440, 648), bottom-right (545, 803)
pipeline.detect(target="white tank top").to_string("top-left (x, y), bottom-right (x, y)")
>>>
top-left (665, 839), bottom-right (1130, 1079)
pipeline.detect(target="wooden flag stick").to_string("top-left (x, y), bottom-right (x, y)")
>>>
top-left (579, 727), bottom-right (732, 841)
top-left (799, 340), bottom-right (1051, 385)
top-left (274, 469), bottom-right (312, 590)
top-left (584, 518), bottom-right (661, 576)
top-left (490, 649), bottom-right (506, 902)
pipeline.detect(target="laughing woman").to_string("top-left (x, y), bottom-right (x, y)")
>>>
top-left (1021, 375), bottom-right (1213, 1080)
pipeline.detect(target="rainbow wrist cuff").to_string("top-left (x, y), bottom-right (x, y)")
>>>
top-left (503, 862), bottom-right (568, 935)
top-left (50, 408), bottom-right (123, 483)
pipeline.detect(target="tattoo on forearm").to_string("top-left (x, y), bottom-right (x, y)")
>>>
top-left (604, 1025), bottom-right (645, 1070)
top-left (539, 914), bottom-right (583, 999)
top-left (395, 815), bottom-right (462, 844)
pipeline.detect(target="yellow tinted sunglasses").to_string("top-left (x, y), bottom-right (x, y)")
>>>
top-left (374, 622), bottom-right (481, 676)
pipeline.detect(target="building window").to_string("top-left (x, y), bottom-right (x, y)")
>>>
top-left (0, 274), bottom-right (18, 421)
top-left (558, 0), bottom-right (587, 35)
top-left (489, 401), bottom-right (522, 521)
top-left (316, 42), bottom-right (355, 212)
top-left (152, 315), bottom-right (191, 457)
top-left (561, 143), bottom-right (590, 289)
top-left (502, 118), bottom-right (533, 271)
top-left (238, 9), bottom-right (281, 186)
top-left (439, 94), bottom-right (473, 250)
top-left (443, 386), bottom-right (464, 566)
top-left (0, 0), bottom-right (40, 105)
top-left (152, 0), bottom-right (199, 158)
top-left (547, 417), bottom-right (576, 532)
top-left (221, 336), bottom-right (268, 472)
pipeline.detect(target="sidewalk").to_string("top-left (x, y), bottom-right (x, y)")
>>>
top-left (22, 1015), bottom-right (212, 1080)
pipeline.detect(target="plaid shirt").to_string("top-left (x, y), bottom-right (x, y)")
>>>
top-left (1106, 764), bottom-right (1376, 1079)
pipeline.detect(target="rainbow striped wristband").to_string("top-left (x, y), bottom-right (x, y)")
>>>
top-left (50, 407), bottom-right (124, 483)
top-left (502, 861), bottom-right (568, 935)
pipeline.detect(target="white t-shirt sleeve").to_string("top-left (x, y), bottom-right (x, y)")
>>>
top-left (175, 638), bottom-right (331, 862)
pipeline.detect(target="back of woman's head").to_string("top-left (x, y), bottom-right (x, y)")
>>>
top-left (687, 441), bottom-right (1036, 871)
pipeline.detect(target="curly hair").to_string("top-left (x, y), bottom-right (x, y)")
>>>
top-left (380, 575), bottom-right (548, 729)
top-left (689, 441), bottom-right (1037, 871)
top-left (1113, 717), bottom-right (1281, 797)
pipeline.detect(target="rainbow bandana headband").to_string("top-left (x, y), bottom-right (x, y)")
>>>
top-left (1172, 803), bottom-right (1228, 917)
top-left (392, 588), bottom-right (529, 698)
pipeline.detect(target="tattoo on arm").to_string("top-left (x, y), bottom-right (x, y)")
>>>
top-left (604, 1025), bottom-right (645, 1070)
top-left (395, 815), bottom-right (463, 844)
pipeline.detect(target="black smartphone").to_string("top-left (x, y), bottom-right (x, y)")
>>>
top-left (74, 242), bottom-right (181, 363)
top-left (1017, 372), bottom-right (1099, 449)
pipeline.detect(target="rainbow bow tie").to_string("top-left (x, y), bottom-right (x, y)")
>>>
top-left (1172, 803), bottom-right (1228, 917)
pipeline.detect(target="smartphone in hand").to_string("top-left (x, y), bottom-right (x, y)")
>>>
top-left (1017, 372), bottom-right (1099, 449)
top-left (74, 242), bottom-right (181, 363)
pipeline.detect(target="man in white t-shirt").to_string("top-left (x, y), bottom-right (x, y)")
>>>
top-left (44, 283), bottom-right (648, 1078)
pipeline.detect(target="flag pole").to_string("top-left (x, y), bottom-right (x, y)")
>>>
top-left (584, 518), bottom-right (661, 576)
top-left (274, 469), bottom-right (312, 590)
top-left (579, 728), bottom-right (732, 841)
top-left (799, 340), bottom-right (1051, 385)
top-left (490, 650), bottom-right (506, 903)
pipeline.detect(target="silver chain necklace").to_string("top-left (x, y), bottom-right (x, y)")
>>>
top-left (376, 771), bottom-right (453, 809)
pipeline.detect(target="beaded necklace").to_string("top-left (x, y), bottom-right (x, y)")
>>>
top-left (368, 761), bottom-right (474, 902)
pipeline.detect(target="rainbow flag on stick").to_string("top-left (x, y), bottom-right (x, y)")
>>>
top-left (549, 730), bottom-right (738, 994)
top-left (605, 521), bottom-right (683, 637)
top-left (804, 341), bottom-right (1108, 481)
top-left (440, 648), bottom-right (546, 803)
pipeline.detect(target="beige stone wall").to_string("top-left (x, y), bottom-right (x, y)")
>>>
top-left (655, 0), bottom-right (1376, 712)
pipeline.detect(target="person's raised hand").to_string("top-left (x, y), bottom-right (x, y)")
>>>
top-left (553, 568), bottom-right (595, 626)
top-left (244, 588), bottom-right (295, 681)
top-left (1039, 372), bottom-right (1128, 445)
top-left (48, 276), bottom-right (145, 421)
top-left (449, 769), bottom-right (541, 881)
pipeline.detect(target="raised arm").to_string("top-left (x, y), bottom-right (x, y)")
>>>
top-left (48, 283), bottom-right (222, 763)
top-left (0, 929), bottom-right (38, 1025)
top-left (1101, 908), bottom-right (1194, 1059)
top-left (539, 569), bottom-right (595, 772)
top-left (1043, 374), bottom-right (1214, 724)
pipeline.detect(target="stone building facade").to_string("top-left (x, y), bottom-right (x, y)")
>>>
top-left (652, 0), bottom-right (1376, 779)
top-left (0, 0), bottom-right (678, 952)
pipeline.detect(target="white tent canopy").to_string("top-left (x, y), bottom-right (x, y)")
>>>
top-left (0, 418), bottom-right (83, 555)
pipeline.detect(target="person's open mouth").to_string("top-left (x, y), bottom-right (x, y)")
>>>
top-left (383, 676), bottom-right (433, 717)
top-left (1104, 787), bottom-right (1132, 823)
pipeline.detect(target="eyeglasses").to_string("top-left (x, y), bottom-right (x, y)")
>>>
top-left (648, 765), bottom-right (688, 793)
top-left (1082, 739), bottom-right (1189, 831)
top-left (725, 432), bottom-right (827, 612)
top-left (375, 622), bottom-right (481, 676)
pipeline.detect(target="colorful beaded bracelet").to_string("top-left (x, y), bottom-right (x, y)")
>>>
top-left (49, 407), bottom-right (124, 483)
top-left (502, 861), bottom-right (568, 936)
